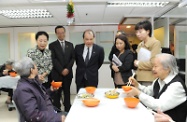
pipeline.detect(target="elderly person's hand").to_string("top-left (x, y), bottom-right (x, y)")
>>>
top-left (154, 110), bottom-right (174, 122)
top-left (3, 70), bottom-right (8, 75)
top-left (61, 115), bottom-right (66, 122)
top-left (125, 87), bottom-right (141, 97)
top-left (112, 63), bottom-right (119, 72)
top-left (62, 68), bottom-right (69, 76)
top-left (128, 77), bottom-right (139, 88)
top-left (50, 85), bottom-right (59, 92)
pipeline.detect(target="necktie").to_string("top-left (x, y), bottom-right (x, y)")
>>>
top-left (153, 79), bottom-right (160, 98)
top-left (85, 47), bottom-right (90, 65)
top-left (61, 41), bottom-right (65, 53)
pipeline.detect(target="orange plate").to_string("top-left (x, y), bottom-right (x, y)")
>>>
top-left (85, 86), bottom-right (96, 94)
top-left (51, 81), bottom-right (62, 88)
top-left (9, 72), bottom-right (17, 77)
top-left (122, 86), bottom-right (132, 92)
top-left (82, 98), bottom-right (100, 107)
top-left (124, 97), bottom-right (140, 108)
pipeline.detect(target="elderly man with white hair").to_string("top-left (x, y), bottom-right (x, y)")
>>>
top-left (13, 57), bottom-right (66, 122)
top-left (127, 53), bottom-right (187, 122)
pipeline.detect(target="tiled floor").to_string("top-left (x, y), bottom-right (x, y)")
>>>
top-left (0, 91), bottom-right (76, 122)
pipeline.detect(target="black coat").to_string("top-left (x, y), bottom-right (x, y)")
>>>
top-left (75, 44), bottom-right (104, 86)
top-left (49, 40), bottom-right (75, 81)
top-left (112, 49), bottom-right (134, 83)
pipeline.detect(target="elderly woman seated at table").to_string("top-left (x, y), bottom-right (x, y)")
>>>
top-left (13, 57), bottom-right (66, 122)
top-left (126, 53), bottom-right (187, 122)
top-left (0, 59), bottom-right (15, 104)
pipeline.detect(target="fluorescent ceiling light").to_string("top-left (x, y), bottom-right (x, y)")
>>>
top-left (30, 0), bottom-right (66, 2)
top-left (178, 0), bottom-right (187, 7)
top-left (0, 9), bottom-right (53, 19)
top-left (107, 1), bottom-right (169, 7)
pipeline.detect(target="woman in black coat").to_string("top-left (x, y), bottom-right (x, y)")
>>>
top-left (111, 34), bottom-right (134, 88)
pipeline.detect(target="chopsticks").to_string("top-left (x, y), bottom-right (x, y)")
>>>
top-left (148, 108), bottom-right (175, 122)
top-left (127, 70), bottom-right (136, 86)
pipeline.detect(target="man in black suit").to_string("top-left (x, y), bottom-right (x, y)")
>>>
top-left (75, 29), bottom-right (104, 93)
top-left (49, 25), bottom-right (74, 112)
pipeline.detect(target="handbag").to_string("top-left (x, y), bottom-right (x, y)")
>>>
top-left (114, 72), bottom-right (125, 85)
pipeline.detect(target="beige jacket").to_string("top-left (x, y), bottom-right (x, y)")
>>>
top-left (136, 37), bottom-right (161, 82)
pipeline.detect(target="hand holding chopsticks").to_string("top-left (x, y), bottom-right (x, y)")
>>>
top-left (127, 70), bottom-right (136, 86)
top-left (148, 108), bottom-right (176, 122)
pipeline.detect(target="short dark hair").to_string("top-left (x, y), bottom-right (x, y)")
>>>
top-left (82, 29), bottom-right (95, 39)
top-left (135, 20), bottom-right (152, 37)
top-left (114, 34), bottom-right (131, 50)
top-left (35, 31), bottom-right (49, 40)
top-left (55, 25), bottom-right (66, 33)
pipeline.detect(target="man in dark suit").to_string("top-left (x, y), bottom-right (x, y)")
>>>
top-left (49, 25), bottom-right (74, 112)
top-left (75, 29), bottom-right (104, 93)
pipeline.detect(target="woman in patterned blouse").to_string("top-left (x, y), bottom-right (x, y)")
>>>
top-left (26, 31), bottom-right (53, 88)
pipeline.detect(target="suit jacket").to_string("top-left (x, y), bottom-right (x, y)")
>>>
top-left (49, 40), bottom-right (75, 81)
top-left (114, 49), bottom-right (134, 83)
top-left (136, 37), bottom-right (161, 82)
top-left (75, 44), bottom-right (104, 86)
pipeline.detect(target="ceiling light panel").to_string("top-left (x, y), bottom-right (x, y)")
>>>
top-left (107, 1), bottom-right (169, 7)
top-left (0, 9), bottom-right (53, 19)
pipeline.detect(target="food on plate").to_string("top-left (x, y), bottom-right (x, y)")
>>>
top-left (77, 93), bottom-right (94, 99)
top-left (105, 90), bottom-right (120, 99)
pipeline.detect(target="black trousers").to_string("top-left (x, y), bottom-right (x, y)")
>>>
top-left (0, 88), bottom-right (13, 100)
top-left (76, 77), bottom-right (98, 93)
top-left (52, 77), bottom-right (72, 112)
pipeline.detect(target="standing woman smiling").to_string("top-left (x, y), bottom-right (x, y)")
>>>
top-left (111, 34), bottom-right (134, 88)
top-left (27, 31), bottom-right (53, 89)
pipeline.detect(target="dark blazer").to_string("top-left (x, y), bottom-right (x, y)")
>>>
top-left (13, 77), bottom-right (62, 122)
top-left (113, 49), bottom-right (134, 83)
top-left (75, 44), bottom-right (104, 86)
top-left (49, 40), bottom-right (75, 81)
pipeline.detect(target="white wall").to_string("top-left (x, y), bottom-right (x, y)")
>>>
top-left (154, 18), bottom-right (170, 47)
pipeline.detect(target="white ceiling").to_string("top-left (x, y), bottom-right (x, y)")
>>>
top-left (0, 0), bottom-right (186, 27)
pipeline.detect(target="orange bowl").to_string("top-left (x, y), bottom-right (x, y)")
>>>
top-left (82, 98), bottom-right (100, 107)
top-left (124, 97), bottom-right (140, 108)
top-left (122, 86), bottom-right (132, 92)
top-left (85, 86), bottom-right (96, 94)
top-left (9, 72), bottom-right (17, 77)
top-left (51, 81), bottom-right (62, 88)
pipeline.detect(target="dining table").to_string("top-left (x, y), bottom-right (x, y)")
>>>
top-left (0, 75), bottom-right (20, 89)
top-left (0, 75), bottom-right (20, 111)
top-left (65, 88), bottom-right (155, 122)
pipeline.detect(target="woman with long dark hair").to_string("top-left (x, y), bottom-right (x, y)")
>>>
top-left (111, 34), bottom-right (134, 88)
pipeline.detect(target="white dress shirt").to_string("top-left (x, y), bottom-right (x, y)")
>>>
top-left (58, 39), bottom-right (65, 46)
top-left (138, 73), bottom-right (186, 112)
top-left (83, 45), bottom-right (93, 61)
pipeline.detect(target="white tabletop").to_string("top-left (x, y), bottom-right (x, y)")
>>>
top-left (65, 88), bottom-right (154, 122)
top-left (0, 76), bottom-right (20, 89)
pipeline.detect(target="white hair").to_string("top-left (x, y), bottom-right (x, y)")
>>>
top-left (13, 57), bottom-right (35, 77)
top-left (5, 59), bottom-right (14, 65)
top-left (155, 53), bottom-right (178, 75)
